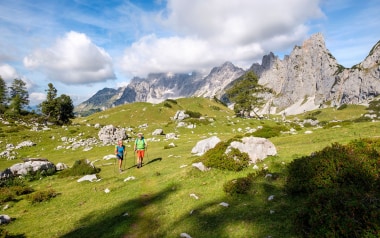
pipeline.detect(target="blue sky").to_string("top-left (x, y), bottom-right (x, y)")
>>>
top-left (0, 0), bottom-right (379, 106)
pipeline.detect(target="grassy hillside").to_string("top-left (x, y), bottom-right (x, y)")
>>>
top-left (0, 98), bottom-right (379, 237)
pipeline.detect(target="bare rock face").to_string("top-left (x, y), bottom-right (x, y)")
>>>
top-left (254, 33), bottom-right (380, 115)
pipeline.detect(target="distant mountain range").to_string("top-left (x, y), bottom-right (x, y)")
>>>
top-left (75, 33), bottom-right (380, 116)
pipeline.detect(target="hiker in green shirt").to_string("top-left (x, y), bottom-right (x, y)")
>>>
top-left (134, 133), bottom-right (147, 168)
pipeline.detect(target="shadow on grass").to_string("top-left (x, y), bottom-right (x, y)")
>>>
top-left (60, 184), bottom-right (176, 238)
top-left (60, 175), bottom-right (297, 238)
top-left (166, 179), bottom-right (297, 237)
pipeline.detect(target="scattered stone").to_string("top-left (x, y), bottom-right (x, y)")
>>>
top-left (192, 162), bottom-right (209, 172)
top-left (180, 233), bottom-right (192, 238)
top-left (152, 129), bottom-right (164, 135)
top-left (124, 176), bottom-right (136, 182)
top-left (190, 193), bottom-right (199, 200)
top-left (55, 162), bottom-right (68, 171)
top-left (104, 188), bottom-right (110, 193)
top-left (0, 214), bottom-right (11, 224)
top-left (219, 202), bottom-right (229, 207)
top-left (77, 174), bottom-right (98, 182)
top-left (268, 195), bottom-right (274, 201)
top-left (103, 154), bottom-right (117, 160)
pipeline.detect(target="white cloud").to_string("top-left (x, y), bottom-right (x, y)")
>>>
top-left (29, 92), bottom-right (46, 105)
top-left (0, 64), bottom-right (19, 82)
top-left (120, 0), bottom-right (324, 77)
top-left (24, 31), bottom-right (116, 84)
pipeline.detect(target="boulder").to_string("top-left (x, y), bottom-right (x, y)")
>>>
top-left (152, 129), bottom-right (164, 135)
top-left (9, 159), bottom-right (56, 176)
top-left (0, 214), bottom-right (11, 224)
top-left (227, 136), bottom-right (277, 164)
top-left (98, 125), bottom-right (127, 145)
top-left (191, 136), bottom-right (221, 156)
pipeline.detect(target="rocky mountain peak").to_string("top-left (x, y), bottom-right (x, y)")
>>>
top-left (75, 33), bottom-right (380, 117)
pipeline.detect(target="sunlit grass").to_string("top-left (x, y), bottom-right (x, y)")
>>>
top-left (0, 99), bottom-right (378, 237)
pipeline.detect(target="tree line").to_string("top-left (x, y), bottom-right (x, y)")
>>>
top-left (0, 76), bottom-right (74, 125)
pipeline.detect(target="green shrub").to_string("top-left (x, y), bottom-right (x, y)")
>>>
top-left (0, 188), bottom-right (15, 204)
top-left (24, 167), bottom-right (56, 181)
top-left (223, 177), bottom-right (252, 195)
top-left (210, 105), bottom-right (221, 111)
top-left (185, 110), bottom-right (202, 118)
top-left (58, 159), bottom-right (100, 177)
top-left (322, 120), bottom-right (352, 129)
top-left (163, 102), bottom-right (172, 108)
top-left (165, 99), bottom-right (177, 104)
top-left (27, 189), bottom-right (58, 204)
top-left (337, 104), bottom-right (348, 110)
top-left (305, 110), bottom-right (322, 120)
top-left (286, 139), bottom-right (380, 237)
top-left (250, 125), bottom-right (288, 138)
top-left (198, 141), bottom-right (250, 171)
top-left (185, 118), bottom-right (212, 126)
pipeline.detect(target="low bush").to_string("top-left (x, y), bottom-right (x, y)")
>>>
top-left (165, 99), bottom-right (177, 104)
top-left (27, 189), bottom-right (58, 204)
top-left (286, 138), bottom-right (380, 237)
top-left (163, 102), bottom-right (172, 108)
top-left (198, 140), bottom-right (250, 171)
top-left (185, 110), bottom-right (202, 118)
top-left (250, 125), bottom-right (288, 138)
top-left (223, 176), bottom-right (252, 195)
top-left (337, 104), bottom-right (347, 110)
top-left (58, 159), bottom-right (100, 177)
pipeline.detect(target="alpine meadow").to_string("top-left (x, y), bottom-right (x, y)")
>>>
top-left (0, 96), bottom-right (379, 238)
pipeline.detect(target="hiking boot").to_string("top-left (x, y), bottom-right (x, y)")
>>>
top-left (119, 169), bottom-right (122, 173)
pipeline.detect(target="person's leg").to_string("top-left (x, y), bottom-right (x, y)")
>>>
top-left (118, 159), bottom-right (123, 171)
top-left (140, 150), bottom-right (145, 167)
top-left (137, 151), bottom-right (141, 168)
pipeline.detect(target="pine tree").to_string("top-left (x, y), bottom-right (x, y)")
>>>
top-left (225, 71), bottom-right (266, 117)
top-left (40, 83), bottom-right (74, 125)
top-left (8, 78), bottom-right (29, 114)
top-left (0, 76), bottom-right (7, 112)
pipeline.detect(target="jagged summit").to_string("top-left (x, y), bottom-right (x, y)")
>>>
top-left (75, 33), bottom-right (380, 116)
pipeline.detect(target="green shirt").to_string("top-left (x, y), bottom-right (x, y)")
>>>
top-left (135, 138), bottom-right (146, 150)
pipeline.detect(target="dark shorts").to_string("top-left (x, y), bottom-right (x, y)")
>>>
top-left (117, 155), bottom-right (123, 160)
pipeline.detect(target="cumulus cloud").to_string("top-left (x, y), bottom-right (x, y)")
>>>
top-left (0, 64), bottom-right (35, 91)
top-left (0, 64), bottom-right (20, 82)
top-left (23, 31), bottom-right (116, 84)
top-left (120, 0), bottom-right (323, 77)
top-left (29, 92), bottom-right (46, 105)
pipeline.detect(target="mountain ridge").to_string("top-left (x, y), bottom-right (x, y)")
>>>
top-left (75, 33), bottom-right (380, 116)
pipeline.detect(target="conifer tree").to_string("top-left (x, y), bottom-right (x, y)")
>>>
top-left (40, 83), bottom-right (74, 124)
top-left (0, 76), bottom-right (7, 112)
top-left (8, 78), bottom-right (29, 114)
top-left (225, 71), bottom-right (266, 117)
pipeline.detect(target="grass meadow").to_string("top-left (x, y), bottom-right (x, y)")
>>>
top-left (0, 98), bottom-right (379, 238)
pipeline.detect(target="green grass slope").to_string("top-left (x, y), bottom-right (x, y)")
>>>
top-left (0, 98), bottom-right (379, 238)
